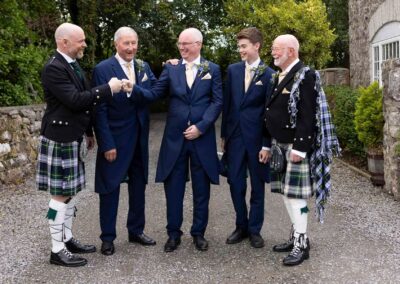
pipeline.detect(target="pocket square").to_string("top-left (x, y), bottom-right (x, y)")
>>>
top-left (255, 80), bottom-right (263, 86)
top-left (201, 73), bottom-right (212, 80)
top-left (141, 73), bottom-right (148, 82)
top-left (282, 88), bottom-right (290, 94)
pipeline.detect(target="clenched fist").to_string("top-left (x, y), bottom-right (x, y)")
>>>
top-left (108, 77), bottom-right (122, 93)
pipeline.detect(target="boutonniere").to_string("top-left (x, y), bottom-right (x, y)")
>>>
top-left (294, 70), bottom-right (301, 83)
top-left (251, 64), bottom-right (267, 81)
top-left (271, 72), bottom-right (279, 84)
top-left (197, 61), bottom-right (210, 77)
top-left (135, 59), bottom-right (145, 75)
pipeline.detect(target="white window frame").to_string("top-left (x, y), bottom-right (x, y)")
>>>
top-left (371, 36), bottom-right (400, 86)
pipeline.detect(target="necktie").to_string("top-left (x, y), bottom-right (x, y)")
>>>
top-left (278, 71), bottom-right (287, 84)
top-left (125, 62), bottom-right (136, 84)
top-left (186, 62), bottom-right (194, 88)
top-left (244, 65), bottom-right (252, 92)
top-left (70, 61), bottom-right (83, 81)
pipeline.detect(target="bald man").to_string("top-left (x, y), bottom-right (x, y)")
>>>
top-left (131, 28), bottom-right (223, 252)
top-left (261, 34), bottom-right (317, 266)
top-left (37, 22), bottom-right (122, 267)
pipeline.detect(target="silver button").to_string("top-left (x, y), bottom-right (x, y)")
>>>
top-left (97, 95), bottom-right (100, 99)
top-left (308, 136), bottom-right (311, 139)
top-left (86, 111), bottom-right (90, 114)
top-left (294, 138), bottom-right (297, 141)
top-left (96, 89), bottom-right (99, 92)
top-left (65, 122), bottom-right (68, 125)
top-left (59, 121), bottom-right (62, 124)
top-left (94, 102), bottom-right (97, 105)
top-left (266, 108), bottom-right (269, 111)
top-left (286, 125), bottom-right (289, 128)
top-left (274, 88), bottom-right (277, 91)
top-left (300, 138), bottom-right (303, 141)
top-left (53, 120), bottom-right (56, 123)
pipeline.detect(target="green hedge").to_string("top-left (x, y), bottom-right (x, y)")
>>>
top-left (324, 85), bottom-right (365, 157)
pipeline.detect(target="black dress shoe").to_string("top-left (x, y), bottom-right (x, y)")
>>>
top-left (249, 234), bottom-right (265, 248)
top-left (283, 234), bottom-right (310, 266)
top-left (164, 237), bottom-right (181, 252)
top-left (273, 237), bottom-right (310, 252)
top-left (129, 233), bottom-right (156, 246)
top-left (226, 228), bottom-right (248, 244)
top-left (101, 241), bottom-right (115, 256)
top-left (65, 237), bottom-right (96, 253)
top-left (50, 248), bottom-right (87, 267)
top-left (193, 235), bottom-right (208, 251)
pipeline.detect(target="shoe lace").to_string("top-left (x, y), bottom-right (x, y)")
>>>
top-left (62, 248), bottom-right (74, 259)
top-left (289, 234), bottom-right (307, 257)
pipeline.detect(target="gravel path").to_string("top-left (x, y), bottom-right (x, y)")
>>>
top-left (1, 114), bottom-right (399, 283)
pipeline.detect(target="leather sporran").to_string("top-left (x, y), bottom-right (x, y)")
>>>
top-left (270, 144), bottom-right (286, 173)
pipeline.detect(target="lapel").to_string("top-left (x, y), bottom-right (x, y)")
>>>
top-left (190, 57), bottom-right (205, 97)
top-left (111, 56), bottom-right (129, 81)
top-left (177, 59), bottom-right (190, 100)
top-left (56, 52), bottom-right (85, 90)
top-left (242, 60), bottom-right (264, 104)
top-left (267, 61), bottom-right (303, 105)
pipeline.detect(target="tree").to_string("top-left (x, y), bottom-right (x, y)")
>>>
top-left (322, 0), bottom-right (349, 68)
top-left (0, 0), bottom-right (48, 106)
top-left (223, 0), bottom-right (336, 69)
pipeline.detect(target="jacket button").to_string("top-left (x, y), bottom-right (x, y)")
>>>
top-left (96, 89), bottom-right (99, 92)
top-left (53, 120), bottom-right (56, 123)
top-left (97, 95), bottom-right (100, 99)
top-left (86, 111), bottom-right (90, 114)
top-left (93, 102), bottom-right (97, 105)
top-left (286, 125), bottom-right (289, 128)
top-left (300, 138), bottom-right (303, 141)
top-left (65, 122), bottom-right (68, 125)
top-left (266, 108), bottom-right (269, 111)
top-left (59, 121), bottom-right (62, 124)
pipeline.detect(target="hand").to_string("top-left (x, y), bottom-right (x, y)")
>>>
top-left (104, 148), bottom-right (117, 162)
top-left (221, 138), bottom-right (225, 152)
top-left (289, 151), bottom-right (304, 163)
top-left (164, 59), bottom-right (179, 66)
top-left (259, 149), bottom-right (270, 164)
top-left (121, 79), bottom-right (133, 93)
top-left (85, 136), bottom-right (95, 150)
top-left (108, 77), bottom-right (122, 93)
top-left (183, 125), bottom-right (201, 140)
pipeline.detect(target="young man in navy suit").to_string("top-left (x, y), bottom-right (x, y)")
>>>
top-left (92, 27), bottom-right (157, 256)
top-left (129, 28), bottom-right (223, 252)
top-left (221, 27), bottom-right (274, 248)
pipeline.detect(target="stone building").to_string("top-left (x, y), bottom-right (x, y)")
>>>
top-left (349, 0), bottom-right (400, 87)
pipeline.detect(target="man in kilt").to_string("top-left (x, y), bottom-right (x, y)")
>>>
top-left (37, 22), bottom-right (122, 267)
top-left (262, 34), bottom-right (318, 266)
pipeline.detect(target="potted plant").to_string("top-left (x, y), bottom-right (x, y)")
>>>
top-left (354, 81), bottom-right (385, 185)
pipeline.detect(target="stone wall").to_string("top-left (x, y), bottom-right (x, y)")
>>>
top-left (382, 59), bottom-right (400, 200)
top-left (318, 68), bottom-right (350, 86)
top-left (0, 105), bottom-right (44, 187)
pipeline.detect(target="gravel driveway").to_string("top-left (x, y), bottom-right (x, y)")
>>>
top-left (1, 114), bottom-right (399, 283)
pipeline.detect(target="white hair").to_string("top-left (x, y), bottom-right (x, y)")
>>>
top-left (275, 34), bottom-right (300, 53)
top-left (114, 27), bottom-right (138, 42)
top-left (54, 23), bottom-right (83, 41)
top-left (181, 27), bottom-right (203, 42)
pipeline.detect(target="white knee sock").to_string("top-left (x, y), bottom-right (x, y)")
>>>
top-left (282, 195), bottom-right (295, 224)
top-left (63, 197), bottom-right (76, 242)
top-left (48, 199), bottom-right (67, 253)
top-left (286, 198), bottom-right (308, 235)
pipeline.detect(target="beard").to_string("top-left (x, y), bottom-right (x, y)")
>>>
top-left (274, 52), bottom-right (289, 68)
top-left (76, 49), bottom-right (84, 59)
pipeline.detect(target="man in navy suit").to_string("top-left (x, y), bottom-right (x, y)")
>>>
top-left (221, 27), bottom-right (274, 248)
top-left (130, 28), bottom-right (223, 252)
top-left (92, 27), bottom-right (157, 256)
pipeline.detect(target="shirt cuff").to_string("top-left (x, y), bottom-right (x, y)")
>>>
top-left (126, 91), bottom-right (132, 98)
top-left (262, 147), bottom-right (270, 151)
top-left (291, 149), bottom-right (306, 158)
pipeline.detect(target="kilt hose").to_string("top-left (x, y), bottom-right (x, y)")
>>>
top-left (270, 142), bottom-right (313, 199)
top-left (36, 136), bottom-right (85, 196)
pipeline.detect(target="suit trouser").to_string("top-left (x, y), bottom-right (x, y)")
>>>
top-left (226, 133), bottom-right (265, 234)
top-left (99, 136), bottom-right (146, 242)
top-left (164, 140), bottom-right (210, 239)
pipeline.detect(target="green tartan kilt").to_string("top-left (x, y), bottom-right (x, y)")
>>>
top-left (36, 136), bottom-right (85, 196)
top-left (270, 143), bottom-right (314, 199)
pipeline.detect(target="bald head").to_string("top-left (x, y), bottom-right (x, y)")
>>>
top-left (177, 28), bottom-right (203, 62)
top-left (54, 23), bottom-right (86, 59)
top-left (271, 34), bottom-right (299, 70)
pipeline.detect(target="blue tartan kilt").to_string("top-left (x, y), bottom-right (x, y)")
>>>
top-left (270, 143), bottom-right (314, 199)
top-left (36, 136), bottom-right (85, 196)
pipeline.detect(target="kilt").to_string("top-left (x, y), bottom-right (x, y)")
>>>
top-left (270, 142), bottom-right (314, 199)
top-left (36, 136), bottom-right (85, 196)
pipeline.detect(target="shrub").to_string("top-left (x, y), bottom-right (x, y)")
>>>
top-left (354, 81), bottom-right (384, 152)
top-left (324, 85), bottom-right (365, 156)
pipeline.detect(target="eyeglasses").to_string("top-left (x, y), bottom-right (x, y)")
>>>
top-left (176, 41), bottom-right (200, 48)
top-left (270, 47), bottom-right (286, 52)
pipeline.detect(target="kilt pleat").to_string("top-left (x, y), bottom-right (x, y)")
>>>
top-left (270, 142), bottom-right (313, 199)
top-left (36, 136), bottom-right (85, 196)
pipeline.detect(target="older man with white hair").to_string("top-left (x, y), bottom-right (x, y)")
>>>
top-left (262, 34), bottom-right (340, 266)
top-left (92, 26), bottom-right (157, 256)
top-left (37, 22), bottom-right (122, 267)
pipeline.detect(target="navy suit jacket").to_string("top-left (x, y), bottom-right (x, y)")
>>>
top-left (221, 60), bottom-right (274, 181)
top-left (92, 56), bottom-right (157, 194)
top-left (132, 58), bottom-right (223, 184)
